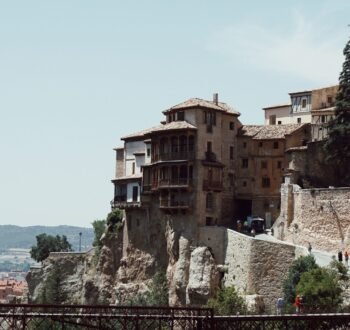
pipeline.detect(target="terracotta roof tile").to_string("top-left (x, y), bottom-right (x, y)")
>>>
top-left (164, 98), bottom-right (240, 115)
top-left (121, 121), bottom-right (197, 140)
top-left (240, 124), bottom-right (306, 140)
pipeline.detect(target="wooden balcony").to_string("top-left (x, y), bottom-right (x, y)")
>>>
top-left (159, 200), bottom-right (190, 210)
top-left (153, 151), bottom-right (195, 162)
top-left (110, 196), bottom-right (141, 209)
top-left (158, 178), bottom-right (193, 189)
top-left (203, 180), bottom-right (222, 191)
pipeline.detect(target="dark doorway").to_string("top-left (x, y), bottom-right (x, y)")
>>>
top-left (132, 186), bottom-right (138, 202)
top-left (236, 199), bottom-right (252, 220)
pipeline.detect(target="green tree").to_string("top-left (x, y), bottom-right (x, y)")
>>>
top-left (30, 234), bottom-right (72, 262)
top-left (283, 255), bottom-right (318, 304)
top-left (206, 286), bottom-right (247, 315)
top-left (106, 209), bottom-right (123, 227)
top-left (91, 220), bottom-right (106, 250)
top-left (296, 267), bottom-right (343, 312)
top-left (323, 38), bottom-right (350, 185)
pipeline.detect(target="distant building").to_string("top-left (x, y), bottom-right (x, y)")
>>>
top-left (0, 279), bottom-right (27, 303)
top-left (264, 85), bottom-right (338, 142)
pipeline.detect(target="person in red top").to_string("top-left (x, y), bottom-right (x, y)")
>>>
top-left (295, 295), bottom-right (302, 313)
top-left (345, 251), bottom-right (349, 267)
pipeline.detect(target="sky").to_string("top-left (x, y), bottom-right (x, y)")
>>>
top-left (0, 0), bottom-right (349, 228)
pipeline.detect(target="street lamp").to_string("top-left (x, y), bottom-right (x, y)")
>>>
top-left (79, 232), bottom-right (82, 252)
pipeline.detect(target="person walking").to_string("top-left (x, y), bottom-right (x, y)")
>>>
top-left (276, 297), bottom-right (284, 315)
top-left (295, 295), bottom-right (302, 314)
top-left (338, 251), bottom-right (343, 262)
top-left (308, 243), bottom-right (312, 254)
top-left (345, 250), bottom-right (349, 266)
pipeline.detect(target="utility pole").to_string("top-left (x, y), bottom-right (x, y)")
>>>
top-left (79, 232), bottom-right (82, 252)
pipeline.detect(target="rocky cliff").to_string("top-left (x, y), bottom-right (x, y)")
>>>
top-left (27, 216), bottom-right (300, 311)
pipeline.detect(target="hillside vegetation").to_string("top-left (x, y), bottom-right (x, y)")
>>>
top-left (0, 225), bottom-right (93, 251)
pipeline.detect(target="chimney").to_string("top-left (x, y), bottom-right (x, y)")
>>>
top-left (213, 93), bottom-right (218, 105)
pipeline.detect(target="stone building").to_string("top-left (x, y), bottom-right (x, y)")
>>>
top-left (263, 86), bottom-right (338, 143)
top-left (112, 94), bottom-right (242, 235)
top-left (235, 124), bottom-right (311, 227)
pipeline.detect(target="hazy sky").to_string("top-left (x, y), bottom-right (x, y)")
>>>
top-left (0, 1), bottom-right (349, 228)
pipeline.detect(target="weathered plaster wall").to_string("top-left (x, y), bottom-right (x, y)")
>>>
top-left (280, 185), bottom-right (350, 253)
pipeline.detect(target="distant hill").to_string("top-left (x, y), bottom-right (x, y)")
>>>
top-left (0, 225), bottom-right (94, 251)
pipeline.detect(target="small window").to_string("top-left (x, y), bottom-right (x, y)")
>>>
top-left (147, 148), bottom-right (151, 157)
top-left (301, 99), bottom-right (307, 108)
top-left (206, 217), bottom-right (213, 226)
top-left (243, 142), bottom-right (247, 149)
top-left (132, 162), bottom-right (135, 174)
top-left (136, 218), bottom-right (140, 227)
top-left (261, 160), bottom-right (267, 169)
top-left (269, 115), bottom-right (276, 125)
top-left (206, 193), bottom-right (214, 210)
top-left (242, 181), bottom-right (247, 187)
top-left (278, 121), bottom-right (282, 125)
top-left (207, 141), bottom-right (212, 153)
top-left (273, 141), bottom-right (279, 149)
top-left (321, 115), bottom-right (326, 123)
top-left (262, 177), bottom-right (270, 188)
top-left (277, 161), bottom-right (282, 169)
top-left (230, 146), bottom-right (234, 160)
top-left (177, 111), bottom-right (184, 121)
top-left (259, 142), bottom-right (263, 148)
top-left (242, 158), bottom-right (248, 168)
top-left (327, 96), bottom-right (333, 105)
top-left (229, 122), bottom-right (235, 130)
top-left (297, 118), bottom-right (302, 124)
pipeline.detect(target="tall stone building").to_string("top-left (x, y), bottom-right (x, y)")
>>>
top-left (112, 94), bottom-right (242, 242)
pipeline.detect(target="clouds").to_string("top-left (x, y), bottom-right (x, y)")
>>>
top-left (206, 7), bottom-right (348, 84)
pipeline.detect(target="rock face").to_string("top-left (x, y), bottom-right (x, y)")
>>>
top-left (27, 219), bottom-right (300, 311)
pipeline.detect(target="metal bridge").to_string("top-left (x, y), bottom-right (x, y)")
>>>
top-left (1, 304), bottom-right (350, 329)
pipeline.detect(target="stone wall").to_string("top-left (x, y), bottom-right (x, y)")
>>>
top-left (199, 227), bottom-right (297, 311)
top-left (278, 184), bottom-right (350, 253)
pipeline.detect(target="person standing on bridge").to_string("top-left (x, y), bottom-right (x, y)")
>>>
top-left (276, 297), bottom-right (284, 315)
top-left (295, 295), bottom-right (302, 314)
top-left (308, 242), bottom-right (312, 254)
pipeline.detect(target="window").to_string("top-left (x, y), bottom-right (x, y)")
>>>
top-left (132, 162), bottom-right (135, 174)
top-left (242, 181), bottom-right (247, 187)
top-left (321, 115), bottom-right (326, 123)
top-left (259, 142), bottom-right (263, 148)
top-left (136, 218), bottom-right (140, 227)
top-left (147, 148), bottom-right (151, 157)
top-left (206, 193), bottom-right (214, 210)
top-left (278, 121), bottom-right (282, 125)
top-left (269, 115), bottom-right (276, 125)
top-left (301, 98), bottom-right (307, 108)
top-left (207, 141), bottom-right (212, 153)
top-left (243, 142), bottom-right (247, 149)
top-left (297, 118), bottom-right (302, 124)
top-left (273, 141), bottom-right (279, 149)
top-left (204, 111), bottom-right (216, 126)
top-left (229, 122), bottom-right (235, 130)
top-left (242, 158), bottom-right (248, 168)
top-left (261, 160), bottom-right (267, 169)
top-left (277, 161), bottom-right (282, 169)
top-left (327, 96), bottom-right (333, 105)
top-left (230, 146), bottom-right (234, 160)
top-left (177, 111), bottom-right (184, 121)
top-left (132, 186), bottom-right (138, 201)
top-left (206, 217), bottom-right (213, 226)
top-left (262, 177), bottom-right (270, 188)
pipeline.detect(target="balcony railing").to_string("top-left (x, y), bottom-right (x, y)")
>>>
top-left (203, 180), bottom-right (222, 191)
top-left (153, 151), bottom-right (195, 162)
top-left (158, 178), bottom-right (193, 188)
top-left (110, 195), bottom-right (140, 209)
top-left (159, 200), bottom-right (190, 209)
top-left (205, 151), bottom-right (216, 162)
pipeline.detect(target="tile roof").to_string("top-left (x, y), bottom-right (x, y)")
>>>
top-left (121, 121), bottom-right (197, 140)
top-left (240, 124), bottom-right (306, 140)
top-left (262, 103), bottom-right (291, 110)
top-left (164, 98), bottom-right (240, 115)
